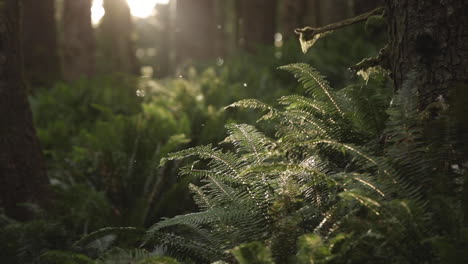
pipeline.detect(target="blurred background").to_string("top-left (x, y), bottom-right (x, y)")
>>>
top-left (24, 0), bottom-right (383, 85)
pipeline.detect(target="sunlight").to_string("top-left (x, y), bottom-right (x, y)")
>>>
top-left (127, 0), bottom-right (169, 18)
top-left (91, 0), bottom-right (105, 24)
top-left (91, 0), bottom-right (169, 24)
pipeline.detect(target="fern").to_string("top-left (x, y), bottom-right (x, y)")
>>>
top-left (145, 62), bottom-right (466, 263)
top-left (279, 63), bottom-right (344, 116)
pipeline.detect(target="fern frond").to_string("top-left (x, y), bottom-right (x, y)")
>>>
top-left (189, 183), bottom-right (212, 210)
top-left (279, 95), bottom-right (328, 115)
top-left (162, 145), bottom-right (244, 178)
top-left (339, 191), bottom-right (382, 216)
top-left (279, 63), bottom-right (344, 116)
top-left (73, 227), bottom-right (140, 248)
top-left (224, 123), bottom-right (275, 162)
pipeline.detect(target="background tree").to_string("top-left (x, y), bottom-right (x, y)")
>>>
top-left (386, 0), bottom-right (468, 107)
top-left (0, 0), bottom-right (48, 220)
top-left (98, 0), bottom-right (138, 74)
top-left (354, 0), bottom-right (383, 14)
top-left (61, 0), bottom-right (95, 81)
top-left (278, 0), bottom-right (307, 39)
top-left (22, 0), bottom-right (61, 87)
top-left (237, 0), bottom-right (277, 52)
top-left (385, 0), bottom-right (468, 212)
top-left (318, 0), bottom-right (353, 25)
top-left (175, 0), bottom-right (217, 64)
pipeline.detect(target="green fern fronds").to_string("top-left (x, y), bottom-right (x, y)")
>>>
top-left (279, 63), bottom-right (344, 116)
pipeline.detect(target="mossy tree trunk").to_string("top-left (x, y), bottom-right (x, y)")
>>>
top-left (61, 0), bottom-right (95, 81)
top-left (0, 0), bottom-right (49, 220)
top-left (22, 0), bottom-right (61, 87)
top-left (99, 0), bottom-right (138, 74)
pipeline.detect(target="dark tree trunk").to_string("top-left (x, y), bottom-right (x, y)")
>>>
top-left (303, 0), bottom-right (321, 27)
top-left (318, 0), bottom-right (353, 25)
top-left (237, 0), bottom-right (277, 52)
top-left (22, 0), bottom-right (61, 87)
top-left (62, 0), bottom-right (95, 81)
top-left (99, 0), bottom-right (138, 74)
top-left (175, 0), bottom-right (217, 64)
top-left (0, 0), bottom-right (49, 220)
top-left (386, 0), bottom-right (468, 107)
top-left (385, 0), bottom-right (468, 224)
top-left (353, 0), bottom-right (384, 14)
top-left (279, 0), bottom-right (308, 39)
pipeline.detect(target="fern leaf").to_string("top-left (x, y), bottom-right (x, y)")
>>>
top-left (279, 63), bottom-right (344, 116)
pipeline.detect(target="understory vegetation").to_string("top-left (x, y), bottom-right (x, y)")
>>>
top-left (2, 25), bottom-right (467, 264)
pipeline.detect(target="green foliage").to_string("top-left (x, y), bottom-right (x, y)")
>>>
top-left (231, 242), bottom-right (275, 264)
top-left (96, 248), bottom-right (180, 264)
top-left (144, 58), bottom-right (467, 264)
top-left (38, 251), bottom-right (94, 264)
top-left (143, 62), bottom-right (393, 263)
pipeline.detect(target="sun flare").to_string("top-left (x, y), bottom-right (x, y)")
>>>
top-left (91, 0), bottom-right (169, 24)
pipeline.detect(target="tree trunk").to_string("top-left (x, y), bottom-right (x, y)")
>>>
top-left (98, 0), bottom-right (138, 74)
top-left (385, 0), bottom-right (468, 224)
top-left (303, 0), bottom-right (321, 27)
top-left (0, 0), bottom-right (49, 220)
top-left (386, 0), bottom-right (468, 107)
top-left (353, 0), bottom-right (384, 14)
top-left (22, 0), bottom-right (61, 87)
top-left (61, 0), bottom-right (95, 81)
top-left (279, 0), bottom-right (308, 39)
top-left (237, 0), bottom-right (277, 52)
top-left (214, 0), bottom-right (226, 59)
top-left (175, 0), bottom-right (217, 64)
top-left (318, 0), bottom-right (353, 25)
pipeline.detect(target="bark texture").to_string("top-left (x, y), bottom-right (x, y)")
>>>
top-left (0, 0), bottom-right (48, 220)
top-left (386, 0), bottom-right (468, 106)
top-left (237, 0), bottom-right (277, 51)
top-left (62, 0), bottom-right (95, 81)
top-left (99, 0), bottom-right (138, 74)
top-left (386, 0), bottom-right (468, 224)
top-left (175, 0), bottom-right (217, 63)
top-left (22, 0), bottom-right (61, 87)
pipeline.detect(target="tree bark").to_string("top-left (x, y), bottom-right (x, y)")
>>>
top-left (175, 0), bottom-right (217, 63)
top-left (0, 0), bottom-right (49, 220)
top-left (386, 0), bottom-right (468, 107)
top-left (237, 0), bottom-right (277, 52)
top-left (22, 0), bottom-right (61, 87)
top-left (385, 0), bottom-right (468, 224)
top-left (62, 0), bottom-right (95, 81)
top-left (98, 0), bottom-right (138, 74)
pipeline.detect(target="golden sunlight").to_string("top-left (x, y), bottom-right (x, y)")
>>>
top-left (127, 0), bottom-right (170, 18)
top-left (92, 0), bottom-right (169, 24)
